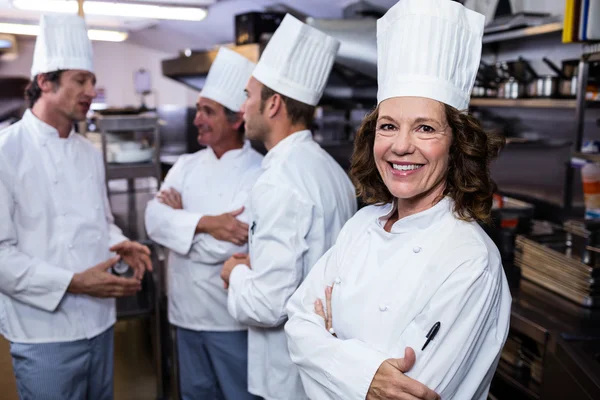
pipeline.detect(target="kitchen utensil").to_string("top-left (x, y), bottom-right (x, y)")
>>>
top-left (526, 58), bottom-right (562, 98)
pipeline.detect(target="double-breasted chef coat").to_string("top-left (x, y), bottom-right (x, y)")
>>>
top-left (145, 141), bottom-right (263, 331)
top-left (227, 130), bottom-right (357, 400)
top-left (0, 110), bottom-right (128, 343)
top-left (286, 196), bottom-right (512, 400)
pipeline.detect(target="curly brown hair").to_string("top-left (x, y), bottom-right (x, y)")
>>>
top-left (350, 104), bottom-right (505, 223)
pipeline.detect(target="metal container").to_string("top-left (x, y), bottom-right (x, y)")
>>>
top-left (527, 75), bottom-right (560, 98)
top-left (498, 77), bottom-right (525, 99)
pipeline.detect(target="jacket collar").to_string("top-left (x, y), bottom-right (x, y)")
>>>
top-left (22, 109), bottom-right (75, 146)
top-left (207, 139), bottom-right (252, 162)
top-left (261, 130), bottom-right (312, 169)
top-left (376, 196), bottom-right (454, 234)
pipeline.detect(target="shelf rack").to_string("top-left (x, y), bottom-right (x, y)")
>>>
top-left (482, 21), bottom-right (563, 45)
top-left (565, 46), bottom-right (600, 212)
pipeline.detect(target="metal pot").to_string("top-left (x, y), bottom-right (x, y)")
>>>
top-left (498, 77), bottom-right (525, 99)
top-left (539, 57), bottom-right (573, 98)
top-left (527, 76), bottom-right (560, 98)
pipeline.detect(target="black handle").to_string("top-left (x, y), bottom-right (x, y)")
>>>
top-left (543, 57), bottom-right (567, 79)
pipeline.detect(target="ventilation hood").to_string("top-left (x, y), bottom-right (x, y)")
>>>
top-left (161, 17), bottom-right (378, 105)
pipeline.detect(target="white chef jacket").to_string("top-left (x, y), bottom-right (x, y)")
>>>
top-left (285, 197), bottom-right (512, 400)
top-left (145, 141), bottom-right (263, 331)
top-left (0, 110), bottom-right (128, 344)
top-left (227, 130), bottom-right (357, 400)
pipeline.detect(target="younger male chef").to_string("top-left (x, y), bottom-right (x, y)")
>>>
top-left (220, 14), bottom-right (357, 400)
top-left (145, 47), bottom-right (262, 400)
top-left (0, 14), bottom-right (151, 400)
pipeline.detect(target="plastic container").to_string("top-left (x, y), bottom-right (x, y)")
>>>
top-left (581, 162), bottom-right (600, 219)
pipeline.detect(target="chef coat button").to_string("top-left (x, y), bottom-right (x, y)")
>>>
top-left (367, 228), bottom-right (372, 234)
top-left (334, 277), bottom-right (341, 284)
top-left (61, 212), bottom-right (67, 216)
top-left (95, 205), bottom-right (100, 210)
top-left (68, 244), bottom-right (73, 250)
top-left (53, 179), bottom-right (58, 184)
top-left (413, 246), bottom-right (421, 253)
top-left (379, 304), bottom-right (388, 312)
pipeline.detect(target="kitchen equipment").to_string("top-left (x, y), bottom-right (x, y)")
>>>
top-left (235, 12), bottom-right (285, 46)
top-left (473, 61), bottom-right (499, 98)
top-left (560, 58), bottom-right (600, 98)
top-left (526, 58), bottom-right (562, 98)
top-left (496, 59), bottom-right (533, 99)
top-left (485, 195), bottom-right (534, 262)
top-left (498, 77), bottom-right (525, 99)
top-left (507, 57), bottom-right (537, 84)
top-left (515, 234), bottom-right (600, 307)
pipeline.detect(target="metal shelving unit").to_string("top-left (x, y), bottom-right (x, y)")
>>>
top-left (565, 46), bottom-right (600, 212)
top-left (95, 114), bottom-right (167, 400)
top-left (96, 114), bottom-right (162, 186)
top-left (482, 21), bottom-right (563, 45)
top-left (470, 98), bottom-right (578, 109)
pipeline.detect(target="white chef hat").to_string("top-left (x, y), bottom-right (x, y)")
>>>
top-left (377, 0), bottom-right (485, 110)
top-left (200, 47), bottom-right (256, 112)
top-left (31, 14), bottom-right (94, 78)
top-left (252, 14), bottom-right (340, 106)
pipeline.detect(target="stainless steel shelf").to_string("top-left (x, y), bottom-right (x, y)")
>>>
top-left (96, 114), bottom-right (158, 131)
top-left (470, 98), bottom-right (577, 108)
top-left (106, 163), bottom-right (159, 180)
top-left (482, 22), bottom-right (563, 45)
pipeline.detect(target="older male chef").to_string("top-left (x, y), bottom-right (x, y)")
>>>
top-left (145, 47), bottom-right (262, 400)
top-left (219, 14), bottom-right (358, 400)
top-left (0, 14), bottom-right (151, 400)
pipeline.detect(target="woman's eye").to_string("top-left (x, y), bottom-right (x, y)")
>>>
top-left (417, 125), bottom-right (435, 133)
top-left (377, 123), bottom-right (395, 131)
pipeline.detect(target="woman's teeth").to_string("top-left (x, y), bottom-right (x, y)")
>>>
top-left (392, 164), bottom-right (423, 171)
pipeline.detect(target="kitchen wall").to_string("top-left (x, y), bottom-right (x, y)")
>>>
top-left (0, 38), bottom-right (199, 108)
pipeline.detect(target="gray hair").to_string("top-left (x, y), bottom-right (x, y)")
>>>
top-left (223, 106), bottom-right (245, 134)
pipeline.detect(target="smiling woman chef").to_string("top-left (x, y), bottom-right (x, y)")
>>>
top-left (285, 1), bottom-right (511, 399)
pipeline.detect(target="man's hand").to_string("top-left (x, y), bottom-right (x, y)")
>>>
top-left (67, 256), bottom-right (142, 297)
top-left (196, 207), bottom-right (248, 246)
top-left (366, 348), bottom-right (440, 400)
top-left (221, 253), bottom-right (250, 289)
top-left (109, 241), bottom-right (152, 280)
top-left (157, 188), bottom-right (183, 210)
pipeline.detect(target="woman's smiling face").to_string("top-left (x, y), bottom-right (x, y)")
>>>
top-left (373, 96), bottom-right (452, 205)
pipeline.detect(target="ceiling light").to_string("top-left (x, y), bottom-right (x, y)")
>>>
top-left (12, 0), bottom-right (208, 21)
top-left (0, 39), bottom-right (12, 48)
top-left (0, 22), bottom-right (128, 42)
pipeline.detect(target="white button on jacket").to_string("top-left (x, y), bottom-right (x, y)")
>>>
top-left (227, 130), bottom-right (357, 400)
top-left (285, 197), bottom-right (512, 400)
top-left (0, 110), bottom-right (128, 343)
top-left (145, 142), bottom-right (263, 331)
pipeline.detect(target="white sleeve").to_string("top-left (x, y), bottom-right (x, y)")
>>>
top-left (144, 157), bottom-right (203, 255)
top-left (188, 167), bottom-right (261, 264)
top-left (398, 253), bottom-right (508, 399)
top-left (227, 183), bottom-right (312, 328)
top-left (285, 242), bottom-right (389, 400)
top-left (0, 157), bottom-right (73, 312)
